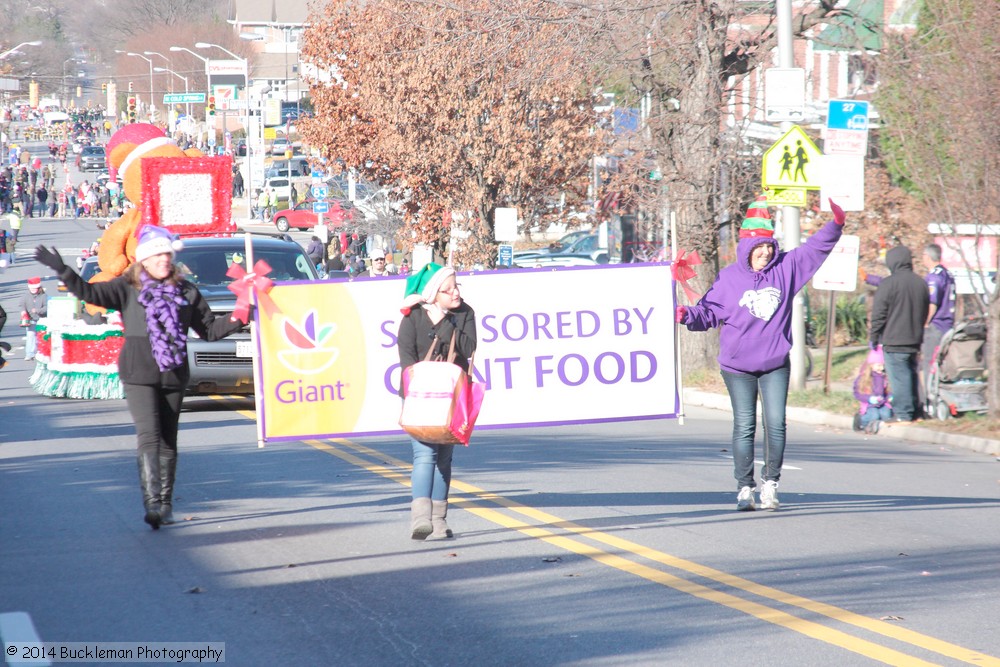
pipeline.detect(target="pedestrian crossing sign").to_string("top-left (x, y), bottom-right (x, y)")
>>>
top-left (762, 125), bottom-right (822, 191)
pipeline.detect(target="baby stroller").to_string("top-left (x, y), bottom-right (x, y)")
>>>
top-left (925, 317), bottom-right (989, 421)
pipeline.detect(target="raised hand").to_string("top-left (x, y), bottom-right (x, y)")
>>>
top-left (829, 199), bottom-right (846, 226)
top-left (34, 246), bottom-right (67, 273)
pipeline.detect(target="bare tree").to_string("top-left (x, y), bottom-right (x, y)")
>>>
top-left (876, 0), bottom-right (1000, 417)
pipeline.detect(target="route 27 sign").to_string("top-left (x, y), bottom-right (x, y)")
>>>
top-left (762, 125), bottom-right (822, 191)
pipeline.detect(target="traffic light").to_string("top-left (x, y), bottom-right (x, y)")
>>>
top-left (101, 83), bottom-right (107, 94)
top-left (76, 86), bottom-right (82, 98)
top-left (127, 96), bottom-right (137, 122)
top-left (207, 96), bottom-right (216, 116)
top-left (128, 81), bottom-right (133, 92)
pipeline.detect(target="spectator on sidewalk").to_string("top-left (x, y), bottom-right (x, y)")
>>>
top-left (852, 345), bottom-right (893, 434)
top-left (869, 245), bottom-right (929, 422)
top-left (919, 243), bottom-right (956, 409)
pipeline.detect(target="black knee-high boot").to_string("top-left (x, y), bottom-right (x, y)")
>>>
top-left (159, 452), bottom-right (177, 525)
top-left (137, 451), bottom-right (162, 530)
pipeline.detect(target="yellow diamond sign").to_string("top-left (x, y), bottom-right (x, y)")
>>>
top-left (762, 125), bottom-right (822, 191)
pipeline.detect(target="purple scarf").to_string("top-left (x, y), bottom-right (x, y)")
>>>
top-left (137, 272), bottom-right (188, 372)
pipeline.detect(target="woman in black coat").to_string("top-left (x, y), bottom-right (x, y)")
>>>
top-left (397, 263), bottom-right (476, 540)
top-left (34, 226), bottom-right (248, 530)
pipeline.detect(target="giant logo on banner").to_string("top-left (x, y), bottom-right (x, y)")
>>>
top-left (254, 265), bottom-right (679, 442)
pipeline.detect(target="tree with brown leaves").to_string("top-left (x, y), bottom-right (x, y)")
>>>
top-left (299, 0), bottom-right (605, 267)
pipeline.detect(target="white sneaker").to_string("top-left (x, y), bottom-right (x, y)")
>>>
top-left (760, 480), bottom-right (780, 510)
top-left (736, 486), bottom-right (756, 511)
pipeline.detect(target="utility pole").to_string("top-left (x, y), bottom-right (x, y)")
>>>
top-left (776, 0), bottom-right (807, 391)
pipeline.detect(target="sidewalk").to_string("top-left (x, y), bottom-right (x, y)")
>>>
top-left (683, 388), bottom-right (1000, 457)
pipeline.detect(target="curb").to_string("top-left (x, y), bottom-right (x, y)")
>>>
top-left (683, 389), bottom-right (1000, 457)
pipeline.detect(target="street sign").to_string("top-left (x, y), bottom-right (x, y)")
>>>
top-left (311, 185), bottom-right (329, 200)
top-left (310, 169), bottom-right (326, 180)
top-left (819, 154), bottom-right (865, 212)
top-left (162, 92), bottom-right (206, 104)
top-left (812, 234), bottom-right (860, 292)
top-left (764, 68), bottom-right (806, 122)
top-left (764, 187), bottom-right (807, 207)
top-left (825, 99), bottom-right (869, 156)
top-left (761, 125), bottom-right (822, 191)
top-left (498, 244), bottom-right (513, 267)
top-left (827, 99), bottom-right (869, 131)
top-left (494, 208), bottom-right (518, 243)
top-left (312, 201), bottom-right (330, 214)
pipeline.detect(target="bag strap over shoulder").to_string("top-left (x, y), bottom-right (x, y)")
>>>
top-left (421, 329), bottom-right (459, 364)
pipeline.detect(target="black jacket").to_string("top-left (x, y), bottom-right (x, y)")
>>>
top-left (59, 267), bottom-right (243, 387)
top-left (397, 301), bottom-right (477, 394)
top-left (869, 246), bottom-right (930, 353)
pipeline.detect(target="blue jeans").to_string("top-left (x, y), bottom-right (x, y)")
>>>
top-left (884, 351), bottom-right (919, 420)
top-left (25, 325), bottom-right (37, 359)
top-left (722, 362), bottom-right (790, 490)
top-left (860, 405), bottom-right (893, 428)
top-left (411, 438), bottom-right (453, 500)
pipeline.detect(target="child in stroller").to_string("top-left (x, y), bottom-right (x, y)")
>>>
top-left (853, 346), bottom-right (893, 434)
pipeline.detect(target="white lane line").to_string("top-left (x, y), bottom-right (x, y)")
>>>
top-left (0, 611), bottom-right (51, 666)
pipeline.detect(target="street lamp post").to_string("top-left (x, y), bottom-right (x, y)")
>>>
top-left (169, 46), bottom-right (210, 133)
top-left (126, 52), bottom-right (155, 117)
top-left (0, 40), bottom-right (42, 61)
top-left (155, 66), bottom-right (190, 118)
top-left (196, 42), bottom-right (252, 220)
top-left (144, 51), bottom-right (171, 101)
top-left (62, 57), bottom-right (77, 108)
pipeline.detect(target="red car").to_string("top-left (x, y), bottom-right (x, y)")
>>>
top-left (271, 200), bottom-right (353, 232)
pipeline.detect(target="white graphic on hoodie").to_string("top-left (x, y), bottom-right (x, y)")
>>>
top-left (739, 287), bottom-right (782, 321)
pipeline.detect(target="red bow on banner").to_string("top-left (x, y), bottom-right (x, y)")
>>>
top-left (226, 259), bottom-right (279, 323)
top-left (671, 248), bottom-right (703, 303)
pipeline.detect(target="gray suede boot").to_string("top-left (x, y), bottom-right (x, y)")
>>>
top-left (427, 499), bottom-right (454, 540)
top-left (410, 498), bottom-right (433, 540)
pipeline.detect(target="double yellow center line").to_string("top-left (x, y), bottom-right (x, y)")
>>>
top-left (229, 402), bottom-right (995, 666)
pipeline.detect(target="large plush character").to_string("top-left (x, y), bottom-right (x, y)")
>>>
top-left (85, 125), bottom-right (234, 316)
top-left (92, 125), bottom-right (207, 283)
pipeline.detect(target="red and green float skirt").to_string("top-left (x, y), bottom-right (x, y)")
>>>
top-left (29, 319), bottom-right (125, 399)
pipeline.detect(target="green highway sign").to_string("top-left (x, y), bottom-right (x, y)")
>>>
top-left (163, 92), bottom-right (206, 104)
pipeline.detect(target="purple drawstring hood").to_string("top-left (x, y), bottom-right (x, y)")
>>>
top-left (682, 218), bottom-right (844, 374)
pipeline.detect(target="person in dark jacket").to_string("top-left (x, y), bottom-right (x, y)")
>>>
top-left (34, 226), bottom-right (248, 529)
top-left (869, 245), bottom-right (930, 422)
top-left (397, 263), bottom-right (477, 540)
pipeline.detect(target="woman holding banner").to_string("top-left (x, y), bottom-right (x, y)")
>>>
top-left (676, 197), bottom-right (846, 512)
top-left (398, 263), bottom-right (477, 540)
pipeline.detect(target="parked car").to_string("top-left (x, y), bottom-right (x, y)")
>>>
top-left (513, 250), bottom-right (609, 268)
top-left (266, 157), bottom-right (311, 179)
top-left (79, 256), bottom-right (102, 282)
top-left (270, 137), bottom-right (291, 156)
top-left (77, 145), bottom-right (106, 172)
top-left (178, 234), bottom-right (319, 394)
top-left (272, 200), bottom-right (353, 232)
top-left (262, 177), bottom-right (293, 204)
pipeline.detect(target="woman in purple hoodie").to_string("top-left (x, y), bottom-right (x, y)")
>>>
top-left (677, 197), bottom-right (846, 511)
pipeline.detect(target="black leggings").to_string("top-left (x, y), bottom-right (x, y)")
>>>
top-left (124, 383), bottom-right (184, 461)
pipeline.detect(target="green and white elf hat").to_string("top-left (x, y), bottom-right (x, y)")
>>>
top-left (400, 262), bottom-right (456, 315)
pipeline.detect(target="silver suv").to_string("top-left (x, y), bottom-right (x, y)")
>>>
top-left (178, 233), bottom-right (318, 394)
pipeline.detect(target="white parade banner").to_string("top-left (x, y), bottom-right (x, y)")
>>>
top-left (253, 264), bottom-right (680, 441)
